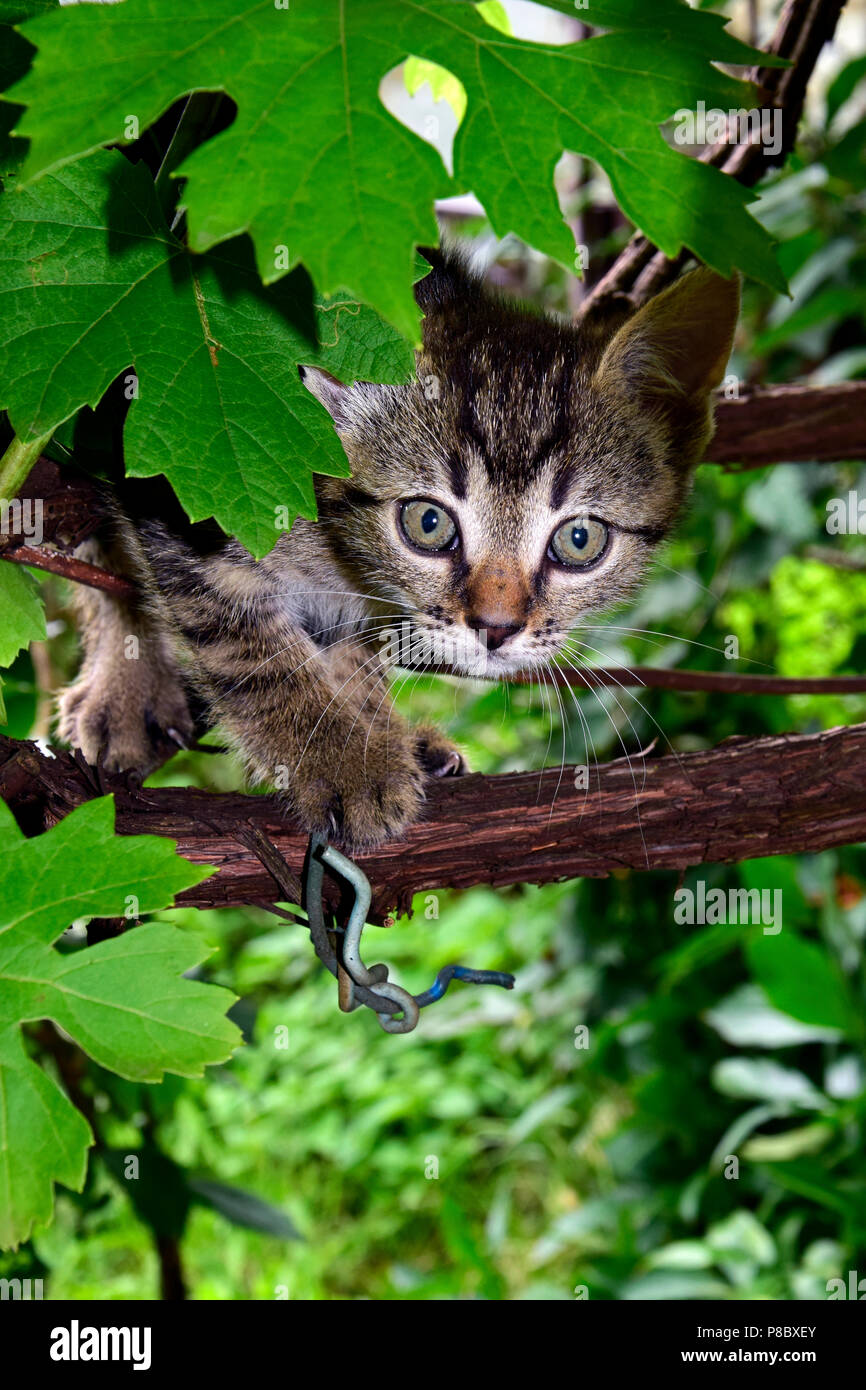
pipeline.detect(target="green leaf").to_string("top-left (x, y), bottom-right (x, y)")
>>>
top-left (712, 1058), bottom-right (828, 1110)
top-left (747, 932), bottom-right (856, 1033)
top-left (742, 1122), bottom-right (833, 1163)
top-left (0, 795), bottom-right (238, 1249)
top-left (826, 53), bottom-right (866, 125)
top-left (646, 1239), bottom-right (713, 1270)
top-left (10, 0), bottom-right (785, 341)
top-left (621, 1270), bottom-right (730, 1300)
top-left (706, 1208), bottom-right (776, 1268)
top-left (0, 1021), bottom-right (92, 1254)
top-left (0, 562), bottom-right (44, 663)
top-left (758, 1160), bottom-right (866, 1226)
top-left (705, 984), bottom-right (842, 1049)
top-left (0, 21), bottom-right (35, 184)
top-left (0, 3), bottom-right (57, 21)
top-left (188, 1178), bottom-right (301, 1239)
top-left (0, 150), bottom-right (413, 555)
top-left (751, 285), bottom-right (866, 355)
top-left (0, 563), bottom-right (45, 723)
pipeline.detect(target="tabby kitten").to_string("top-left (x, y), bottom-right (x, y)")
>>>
top-left (58, 248), bottom-right (739, 849)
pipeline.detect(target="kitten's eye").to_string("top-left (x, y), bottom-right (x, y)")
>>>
top-left (549, 516), bottom-right (609, 568)
top-left (399, 499), bottom-right (458, 552)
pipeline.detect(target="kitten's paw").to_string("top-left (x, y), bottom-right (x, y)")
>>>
top-left (58, 666), bottom-right (195, 773)
top-left (291, 728), bottom-right (426, 851)
top-left (414, 724), bottom-right (469, 778)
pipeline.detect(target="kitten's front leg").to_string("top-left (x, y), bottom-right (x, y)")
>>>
top-left (198, 625), bottom-right (438, 848)
top-left (57, 538), bottom-right (196, 772)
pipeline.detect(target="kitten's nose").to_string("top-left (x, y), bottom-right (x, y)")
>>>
top-left (467, 616), bottom-right (523, 651)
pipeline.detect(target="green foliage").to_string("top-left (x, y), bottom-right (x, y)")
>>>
top-left (9, 0), bottom-right (784, 343)
top-left (0, 795), bottom-right (238, 1248)
top-left (0, 564), bottom-right (43, 720)
top-left (748, 932), bottom-right (858, 1034)
top-left (0, 149), bottom-right (412, 556)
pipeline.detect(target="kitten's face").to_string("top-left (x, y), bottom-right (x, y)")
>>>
top-left (305, 254), bottom-right (739, 677)
top-left (315, 378), bottom-right (679, 678)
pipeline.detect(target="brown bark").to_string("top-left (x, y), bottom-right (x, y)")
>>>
top-left (506, 667), bottom-right (866, 696)
top-left (0, 543), bottom-right (137, 597)
top-left (154, 1234), bottom-right (187, 1302)
top-left (3, 724), bottom-right (865, 922)
top-left (708, 381), bottom-right (866, 468)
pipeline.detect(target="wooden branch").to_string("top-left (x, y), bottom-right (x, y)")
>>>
top-left (708, 381), bottom-right (866, 468)
top-left (804, 546), bottom-right (866, 573)
top-left (0, 543), bottom-right (137, 597)
top-left (581, 0), bottom-right (845, 312)
top-left (505, 667), bottom-right (866, 696)
top-left (8, 456), bottom-right (110, 545)
top-left (3, 724), bottom-right (866, 921)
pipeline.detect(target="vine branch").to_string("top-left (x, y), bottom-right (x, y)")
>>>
top-left (3, 724), bottom-right (865, 921)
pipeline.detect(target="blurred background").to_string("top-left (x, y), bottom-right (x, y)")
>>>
top-left (5, 0), bottom-right (866, 1299)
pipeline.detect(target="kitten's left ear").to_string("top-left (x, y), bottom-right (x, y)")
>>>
top-left (299, 364), bottom-right (352, 430)
top-left (592, 267), bottom-right (740, 460)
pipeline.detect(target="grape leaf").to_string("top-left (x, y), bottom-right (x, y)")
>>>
top-left (0, 3), bottom-right (56, 20)
top-left (0, 3), bottom-right (45, 183)
top-left (9, 0), bottom-right (786, 341)
top-left (0, 564), bottom-right (43, 668)
top-left (747, 932), bottom-right (856, 1034)
top-left (0, 564), bottom-right (45, 722)
top-left (0, 794), bottom-right (237, 1249)
top-left (0, 149), bottom-right (414, 556)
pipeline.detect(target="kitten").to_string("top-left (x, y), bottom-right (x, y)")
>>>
top-left (58, 248), bottom-right (739, 849)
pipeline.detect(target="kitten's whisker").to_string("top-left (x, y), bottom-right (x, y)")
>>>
top-left (535, 651), bottom-right (556, 803)
top-left (651, 558), bottom-right (719, 600)
top-left (555, 651), bottom-right (650, 869)
top-left (560, 638), bottom-right (699, 790)
top-left (364, 666), bottom-right (413, 779)
top-left (545, 658), bottom-right (569, 827)
top-left (548, 655), bottom-right (598, 823)
top-left (559, 645), bottom-right (650, 794)
top-left (293, 649), bottom-right (390, 777)
top-left (339, 657), bottom-right (402, 765)
top-left (361, 659), bottom-right (431, 786)
top-left (217, 616), bottom-right (408, 700)
top-left (573, 624), bottom-right (774, 670)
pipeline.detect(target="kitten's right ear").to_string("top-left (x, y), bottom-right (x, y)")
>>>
top-left (592, 267), bottom-right (740, 460)
top-left (298, 364), bottom-right (351, 431)
top-left (414, 244), bottom-right (478, 314)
